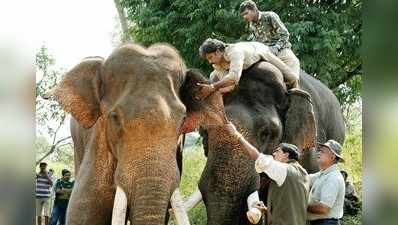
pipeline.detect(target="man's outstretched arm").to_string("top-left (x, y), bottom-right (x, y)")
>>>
top-left (225, 123), bottom-right (287, 186)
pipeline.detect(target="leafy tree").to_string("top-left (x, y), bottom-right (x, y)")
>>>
top-left (36, 45), bottom-right (71, 165)
top-left (121, 0), bottom-right (361, 106)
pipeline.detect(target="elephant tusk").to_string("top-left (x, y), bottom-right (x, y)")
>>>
top-left (112, 186), bottom-right (128, 225)
top-left (170, 188), bottom-right (191, 225)
top-left (182, 189), bottom-right (202, 212)
top-left (246, 191), bottom-right (262, 224)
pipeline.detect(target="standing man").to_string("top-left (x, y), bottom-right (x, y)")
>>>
top-left (226, 123), bottom-right (309, 225)
top-left (50, 169), bottom-right (74, 225)
top-left (36, 162), bottom-right (53, 225)
top-left (240, 0), bottom-right (301, 88)
top-left (197, 39), bottom-right (298, 100)
top-left (307, 140), bottom-right (345, 225)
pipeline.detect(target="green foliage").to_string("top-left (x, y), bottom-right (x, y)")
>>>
top-left (36, 45), bottom-right (66, 137)
top-left (122, 0), bottom-right (246, 75)
top-left (36, 136), bottom-right (74, 169)
top-left (122, 0), bottom-right (361, 106)
top-left (260, 0), bottom-right (362, 106)
top-left (339, 123), bottom-right (362, 195)
top-left (35, 45), bottom-right (71, 165)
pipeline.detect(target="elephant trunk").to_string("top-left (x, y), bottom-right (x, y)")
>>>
top-left (205, 199), bottom-right (244, 225)
top-left (129, 175), bottom-right (176, 225)
top-left (112, 186), bottom-right (128, 225)
top-left (111, 136), bottom-right (180, 225)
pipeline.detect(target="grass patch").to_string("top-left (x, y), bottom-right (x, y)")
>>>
top-left (169, 145), bottom-right (208, 224)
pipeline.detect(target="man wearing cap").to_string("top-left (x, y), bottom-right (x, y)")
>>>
top-left (307, 140), bottom-right (346, 225)
top-left (226, 123), bottom-right (309, 225)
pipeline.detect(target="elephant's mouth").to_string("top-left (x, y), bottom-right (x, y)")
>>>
top-left (111, 186), bottom-right (202, 225)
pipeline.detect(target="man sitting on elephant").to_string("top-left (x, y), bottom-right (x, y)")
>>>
top-left (196, 38), bottom-right (299, 100)
top-left (226, 123), bottom-right (310, 225)
top-left (239, 0), bottom-right (301, 87)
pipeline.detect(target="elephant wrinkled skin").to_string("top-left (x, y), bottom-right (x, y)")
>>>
top-left (181, 62), bottom-right (345, 225)
top-left (50, 44), bottom-right (189, 225)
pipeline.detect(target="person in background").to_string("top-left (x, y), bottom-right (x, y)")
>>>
top-left (47, 168), bottom-right (57, 216)
top-left (36, 162), bottom-right (53, 225)
top-left (340, 170), bottom-right (361, 215)
top-left (50, 169), bottom-right (74, 225)
top-left (307, 140), bottom-right (345, 225)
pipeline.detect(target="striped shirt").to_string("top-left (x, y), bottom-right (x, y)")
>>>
top-left (36, 173), bottom-right (52, 199)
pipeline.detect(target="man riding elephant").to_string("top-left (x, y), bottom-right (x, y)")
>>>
top-left (240, 0), bottom-right (301, 88)
top-left (196, 38), bottom-right (299, 101)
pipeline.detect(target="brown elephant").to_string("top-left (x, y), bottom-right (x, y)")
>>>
top-left (48, 44), bottom-right (192, 225)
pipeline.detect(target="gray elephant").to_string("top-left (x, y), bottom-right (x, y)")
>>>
top-left (48, 44), bottom-right (192, 225)
top-left (180, 61), bottom-right (345, 225)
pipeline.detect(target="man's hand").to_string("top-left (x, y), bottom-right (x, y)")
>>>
top-left (270, 45), bottom-right (280, 55)
top-left (225, 123), bottom-right (241, 140)
top-left (254, 201), bottom-right (268, 214)
top-left (196, 83), bottom-right (215, 101)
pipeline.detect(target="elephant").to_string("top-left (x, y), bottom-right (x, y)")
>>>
top-left (48, 44), bottom-right (193, 225)
top-left (180, 61), bottom-right (345, 225)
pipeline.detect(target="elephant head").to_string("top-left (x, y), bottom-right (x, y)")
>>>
top-left (49, 44), bottom-right (189, 225)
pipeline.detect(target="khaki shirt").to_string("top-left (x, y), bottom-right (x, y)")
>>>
top-left (249, 11), bottom-right (291, 50)
top-left (209, 42), bottom-right (273, 84)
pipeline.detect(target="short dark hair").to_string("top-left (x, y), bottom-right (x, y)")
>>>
top-left (39, 162), bottom-right (47, 167)
top-left (62, 169), bottom-right (71, 176)
top-left (240, 0), bottom-right (258, 13)
top-left (278, 143), bottom-right (300, 161)
top-left (198, 38), bottom-right (226, 58)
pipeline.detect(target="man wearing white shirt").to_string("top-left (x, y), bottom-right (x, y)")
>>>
top-left (196, 38), bottom-right (299, 100)
top-left (226, 123), bottom-right (309, 225)
top-left (307, 140), bottom-right (345, 225)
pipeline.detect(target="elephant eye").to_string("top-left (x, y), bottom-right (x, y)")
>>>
top-left (110, 111), bottom-right (118, 120)
top-left (109, 111), bottom-right (121, 125)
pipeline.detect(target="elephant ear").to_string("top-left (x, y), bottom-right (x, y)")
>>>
top-left (46, 57), bottom-right (103, 129)
top-left (282, 88), bottom-right (317, 152)
top-left (179, 69), bottom-right (209, 133)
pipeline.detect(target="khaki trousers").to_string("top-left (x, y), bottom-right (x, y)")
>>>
top-left (276, 48), bottom-right (300, 87)
top-left (261, 50), bottom-right (299, 89)
top-left (36, 198), bottom-right (50, 216)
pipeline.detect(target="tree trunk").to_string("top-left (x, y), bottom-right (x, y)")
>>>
top-left (113, 0), bottom-right (131, 42)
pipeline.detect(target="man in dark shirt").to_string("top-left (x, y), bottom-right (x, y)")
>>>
top-left (50, 169), bottom-right (74, 225)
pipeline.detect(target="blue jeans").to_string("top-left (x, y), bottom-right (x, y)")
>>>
top-left (50, 203), bottom-right (68, 225)
top-left (309, 218), bottom-right (340, 225)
